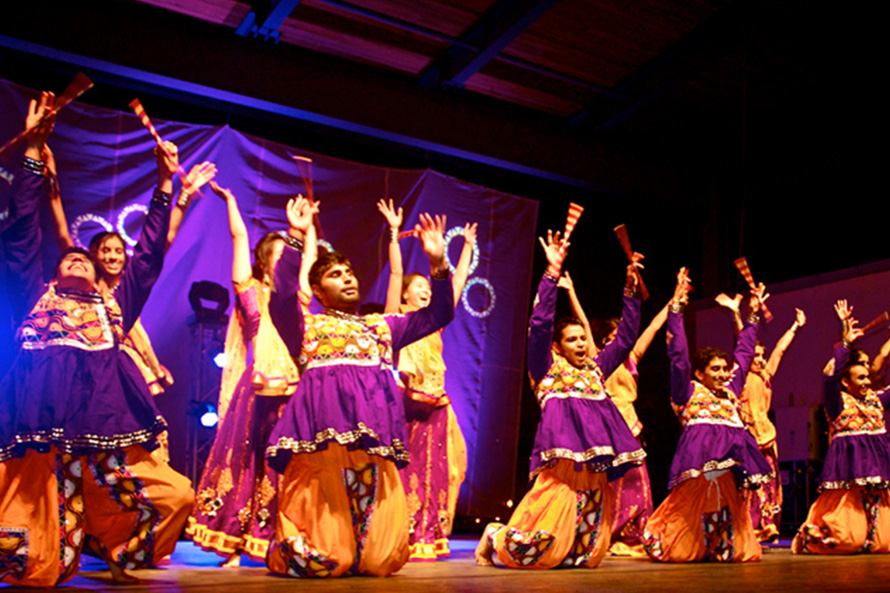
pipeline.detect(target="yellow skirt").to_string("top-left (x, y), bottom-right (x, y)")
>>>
top-left (644, 472), bottom-right (761, 563)
top-left (792, 487), bottom-right (890, 554)
top-left (266, 443), bottom-right (409, 577)
top-left (488, 459), bottom-right (614, 569)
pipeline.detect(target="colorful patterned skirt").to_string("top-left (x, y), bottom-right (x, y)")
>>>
top-left (0, 445), bottom-right (194, 587)
top-left (792, 486), bottom-right (890, 554)
top-left (743, 442), bottom-right (782, 541)
top-left (609, 457), bottom-right (653, 555)
top-left (188, 370), bottom-right (286, 561)
top-left (484, 459), bottom-right (614, 569)
top-left (644, 471), bottom-right (762, 563)
top-left (266, 443), bottom-right (409, 577)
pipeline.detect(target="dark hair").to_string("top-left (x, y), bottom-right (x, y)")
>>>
top-left (592, 318), bottom-right (620, 350)
top-left (402, 273), bottom-right (428, 296)
top-left (842, 358), bottom-right (870, 382)
top-left (692, 347), bottom-right (729, 374)
top-left (252, 232), bottom-right (285, 282)
top-left (553, 317), bottom-right (584, 344)
top-left (849, 348), bottom-right (869, 366)
top-left (53, 246), bottom-right (96, 280)
top-left (309, 250), bottom-right (351, 287)
top-left (88, 231), bottom-right (128, 274)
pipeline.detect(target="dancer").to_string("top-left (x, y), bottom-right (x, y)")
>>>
top-left (643, 268), bottom-right (771, 563)
top-left (717, 295), bottom-right (806, 541)
top-left (475, 230), bottom-right (646, 569)
top-left (582, 290), bottom-right (668, 556)
top-left (791, 301), bottom-right (890, 554)
top-left (378, 198), bottom-right (472, 561)
top-left (187, 183), bottom-right (306, 565)
top-left (0, 91), bottom-right (193, 586)
top-left (264, 198), bottom-right (454, 578)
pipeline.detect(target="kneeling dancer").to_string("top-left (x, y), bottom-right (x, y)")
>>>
top-left (643, 268), bottom-right (771, 563)
top-left (475, 230), bottom-right (645, 569)
top-left (264, 200), bottom-right (454, 577)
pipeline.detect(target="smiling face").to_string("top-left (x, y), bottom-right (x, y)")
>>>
top-left (751, 344), bottom-right (767, 373)
top-left (695, 355), bottom-right (730, 392)
top-left (842, 364), bottom-right (872, 399)
top-left (92, 234), bottom-right (127, 280)
top-left (555, 323), bottom-right (588, 368)
top-left (402, 275), bottom-right (431, 308)
top-left (312, 262), bottom-right (360, 311)
top-left (54, 249), bottom-right (97, 291)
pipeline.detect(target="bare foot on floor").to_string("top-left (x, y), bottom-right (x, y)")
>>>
top-left (107, 562), bottom-right (139, 584)
top-left (220, 552), bottom-right (241, 568)
top-left (475, 523), bottom-right (499, 566)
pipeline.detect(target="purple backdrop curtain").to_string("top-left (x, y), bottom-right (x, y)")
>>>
top-left (0, 78), bottom-right (537, 517)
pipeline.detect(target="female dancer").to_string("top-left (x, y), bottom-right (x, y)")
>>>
top-left (187, 182), bottom-right (310, 565)
top-left (377, 198), bottom-right (474, 560)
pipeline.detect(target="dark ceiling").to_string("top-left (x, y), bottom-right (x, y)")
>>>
top-left (0, 0), bottom-right (884, 292)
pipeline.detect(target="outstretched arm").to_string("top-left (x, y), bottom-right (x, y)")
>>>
top-left (299, 213), bottom-right (319, 302)
top-left (871, 331), bottom-right (890, 378)
top-left (557, 271), bottom-right (595, 354)
top-left (824, 311), bottom-right (863, 419)
top-left (41, 145), bottom-right (74, 252)
top-left (378, 198), bottom-right (404, 314)
top-left (451, 222), bottom-right (477, 305)
top-left (666, 268), bottom-right (694, 407)
top-left (728, 283), bottom-right (767, 395)
top-left (527, 230), bottom-right (568, 384)
top-left (210, 181), bottom-right (252, 285)
top-left (715, 293), bottom-right (744, 336)
top-left (594, 256), bottom-right (643, 378)
top-left (167, 161), bottom-right (216, 250)
top-left (765, 308), bottom-right (805, 378)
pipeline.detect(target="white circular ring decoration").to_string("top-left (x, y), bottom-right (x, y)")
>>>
top-left (317, 238), bottom-right (334, 254)
top-left (461, 276), bottom-right (495, 318)
top-left (443, 226), bottom-right (479, 276)
top-left (116, 204), bottom-right (150, 247)
top-left (70, 213), bottom-right (113, 249)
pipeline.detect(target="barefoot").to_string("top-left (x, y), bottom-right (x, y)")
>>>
top-left (474, 523), bottom-right (501, 566)
top-left (107, 562), bottom-right (139, 584)
top-left (220, 551), bottom-right (241, 568)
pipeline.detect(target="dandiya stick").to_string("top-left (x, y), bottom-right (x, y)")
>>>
top-left (833, 311), bottom-right (889, 348)
top-left (128, 98), bottom-right (202, 197)
top-left (291, 154), bottom-right (324, 239)
top-left (734, 257), bottom-right (773, 322)
top-left (0, 73), bottom-right (94, 160)
top-left (613, 224), bottom-right (650, 301)
top-left (563, 202), bottom-right (584, 243)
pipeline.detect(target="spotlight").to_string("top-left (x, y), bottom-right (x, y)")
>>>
top-left (212, 351), bottom-right (227, 369)
top-left (188, 401), bottom-right (219, 429)
top-left (188, 281), bottom-right (230, 324)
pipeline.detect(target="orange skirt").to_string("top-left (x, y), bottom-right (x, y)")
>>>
top-left (0, 446), bottom-right (194, 587)
top-left (792, 487), bottom-right (890, 554)
top-left (488, 459), bottom-right (614, 569)
top-left (266, 443), bottom-right (409, 578)
top-left (644, 472), bottom-right (761, 563)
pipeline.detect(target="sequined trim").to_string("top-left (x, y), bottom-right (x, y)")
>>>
top-left (669, 459), bottom-right (761, 490)
top-left (305, 357), bottom-right (388, 370)
top-left (0, 417), bottom-right (167, 463)
top-left (533, 447), bottom-right (646, 479)
top-left (833, 427), bottom-right (887, 438)
top-left (819, 476), bottom-right (890, 491)
top-left (539, 390), bottom-right (608, 406)
top-left (266, 423), bottom-right (409, 464)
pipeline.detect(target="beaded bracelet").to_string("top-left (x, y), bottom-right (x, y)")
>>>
top-left (281, 232), bottom-right (304, 251)
top-left (21, 156), bottom-right (45, 175)
top-left (152, 187), bottom-right (173, 206)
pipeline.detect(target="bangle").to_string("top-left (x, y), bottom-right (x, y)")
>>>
top-left (22, 157), bottom-right (45, 175)
top-left (543, 268), bottom-right (560, 282)
top-left (624, 285), bottom-right (640, 299)
top-left (746, 312), bottom-right (761, 325)
top-left (152, 187), bottom-right (173, 206)
top-left (790, 321), bottom-right (800, 333)
top-left (280, 232), bottom-right (304, 251)
top-left (431, 265), bottom-right (449, 280)
top-left (176, 191), bottom-right (192, 208)
top-left (842, 338), bottom-right (853, 350)
top-left (390, 227), bottom-right (399, 244)
top-left (669, 303), bottom-right (685, 313)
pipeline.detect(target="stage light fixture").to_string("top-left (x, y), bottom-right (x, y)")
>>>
top-left (188, 281), bottom-right (230, 324)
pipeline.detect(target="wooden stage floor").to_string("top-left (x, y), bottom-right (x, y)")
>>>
top-left (4, 537), bottom-right (889, 592)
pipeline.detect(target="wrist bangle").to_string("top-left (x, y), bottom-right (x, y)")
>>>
top-left (280, 232), bottom-right (304, 252)
top-left (431, 265), bottom-right (449, 280)
top-left (544, 268), bottom-right (560, 282)
top-left (747, 312), bottom-right (761, 325)
top-left (842, 338), bottom-right (853, 349)
top-left (624, 285), bottom-right (640, 299)
top-left (176, 191), bottom-right (192, 208)
top-left (390, 227), bottom-right (399, 244)
top-left (790, 321), bottom-right (800, 333)
top-left (152, 187), bottom-right (173, 206)
top-left (22, 156), bottom-right (45, 175)
top-left (670, 303), bottom-right (685, 313)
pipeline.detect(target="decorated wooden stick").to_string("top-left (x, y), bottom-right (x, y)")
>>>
top-left (0, 73), bottom-right (94, 160)
top-left (734, 257), bottom-right (773, 322)
top-left (291, 154), bottom-right (325, 239)
top-left (613, 223), bottom-right (649, 300)
top-left (833, 311), bottom-right (889, 348)
top-left (563, 202), bottom-right (584, 244)
top-left (129, 98), bottom-right (206, 198)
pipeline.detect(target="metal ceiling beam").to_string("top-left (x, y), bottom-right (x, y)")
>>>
top-left (235, 0), bottom-right (303, 43)
top-left (418, 0), bottom-right (563, 89)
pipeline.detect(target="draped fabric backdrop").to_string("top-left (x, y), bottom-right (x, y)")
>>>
top-left (0, 78), bottom-right (538, 517)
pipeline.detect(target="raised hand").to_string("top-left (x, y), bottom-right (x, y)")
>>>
top-left (795, 308), bottom-right (807, 327)
top-left (626, 252), bottom-right (644, 290)
top-left (835, 299), bottom-right (853, 322)
top-left (377, 198), bottom-right (403, 229)
top-left (24, 91), bottom-right (56, 159)
top-left (672, 267), bottom-right (692, 306)
top-left (415, 213), bottom-right (446, 271)
top-left (538, 230), bottom-right (568, 277)
top-left (749, 282), bottom-right (768, 315)
top-left (844, 316), bottom-right (864, 346)
top-left (463, 222), bottom-right (478, 246)
top-left (286, 194), bottom-right (318, 235)
top-left (715, 292), bottom-right (742, 313)
top-left (557, 271), bottom-right (574, 292)
top-left (183, 161), bottom-right (217, 195)
top-left (154, 140), bottom-right (179, 181)
top-left (209, 180), bottom-right (235, 202)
